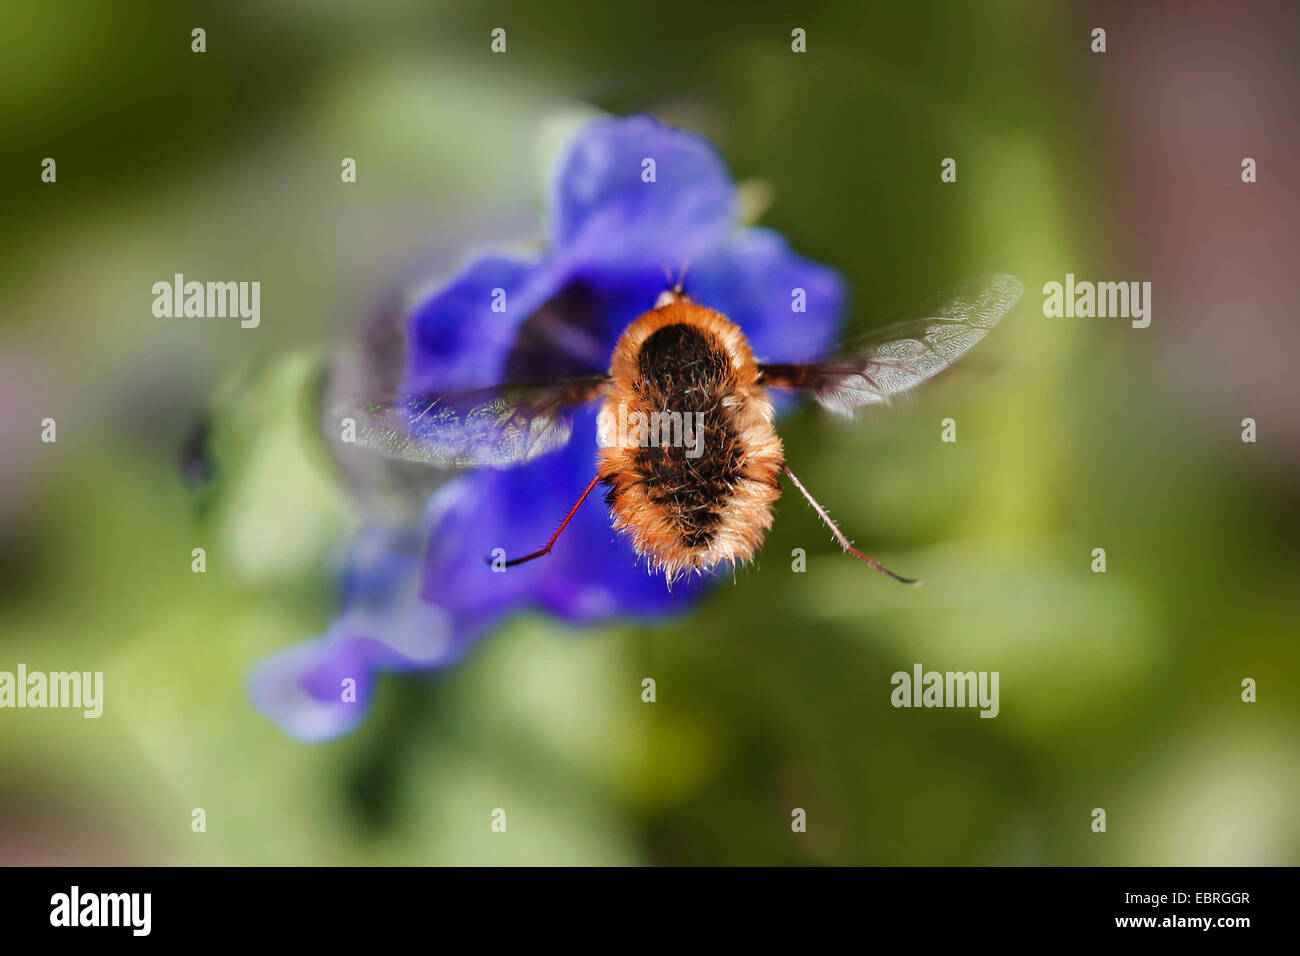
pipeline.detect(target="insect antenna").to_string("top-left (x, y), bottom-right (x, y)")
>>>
top-left (673, 258), bottom-right (692, 295)
top-left (782, 464), bottom-right (921, 586)
top-left (659, 259), bottom-right (693, 296)
top-left (491, 474), bottom-right (601, 568)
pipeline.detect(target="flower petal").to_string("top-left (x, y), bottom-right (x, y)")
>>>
top-left (247, 635), bottom-right (379, 743)
top-left (421, 407), bottom-right (709, 631)
top-left (256, 116), bottom-right (851, 742)
top-left (547, 114), bottom-right (737, 272)
top-left (249, 593), bottom-right (463, 743)
top-left (404, 254), bottom-right (565, 396)
top-left (249, 528), bottom-right (462, 742)
top-left (685, 227), bottom-right (846, 365)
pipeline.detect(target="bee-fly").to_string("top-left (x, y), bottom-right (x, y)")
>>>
top-left (344, 274), bottom-right (1023, 585)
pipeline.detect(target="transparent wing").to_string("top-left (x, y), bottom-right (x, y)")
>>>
top-left (326, 375), bottom-right (609, 470)
top-left (759, 274), bottom-right (1023, 415)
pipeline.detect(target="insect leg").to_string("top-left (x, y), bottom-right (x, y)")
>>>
top-left (781, 464), bottom-right (921, 586)
top-left (493, 473), bottom-right (601, 568)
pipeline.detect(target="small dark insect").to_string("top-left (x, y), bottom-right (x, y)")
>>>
top-left (340, 274), bottom-right (1023, 585)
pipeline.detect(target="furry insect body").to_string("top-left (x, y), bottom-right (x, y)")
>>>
top-left (360, 275), bottom-right (1023, 585)
top-left (597, 296), bottom-right (784, 580)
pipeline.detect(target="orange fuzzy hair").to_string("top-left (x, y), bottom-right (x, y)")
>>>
top-left (596, 299), bottom-right (784, 581)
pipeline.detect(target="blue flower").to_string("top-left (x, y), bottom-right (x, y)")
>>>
top-left (250, 114), bottom-right (846, 741)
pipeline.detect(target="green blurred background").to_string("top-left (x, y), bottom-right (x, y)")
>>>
top-left (2, 0), bottom-right (1297, 865)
